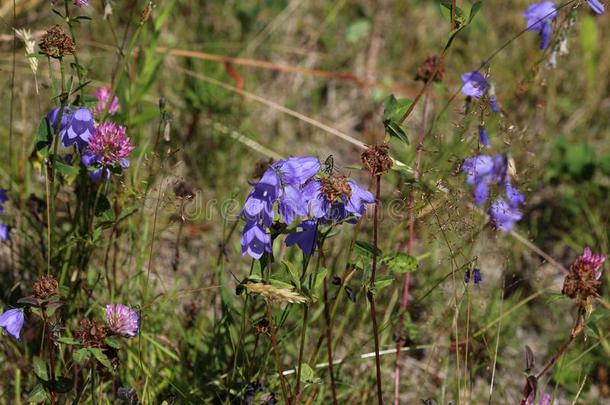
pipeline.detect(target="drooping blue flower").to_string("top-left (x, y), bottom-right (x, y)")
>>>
top-left (524, 1), bottom-right (558, 50)
top-left (478, 126), bottom-right (491, 147)
top-left (345, 180), bottom-right (375, 217)
top-left (489, 94), bottom-right (500, 113)
top-left (473, 268), bottom-right (482, 284)
top-left (505, 181), bottom-right (526, 207)
top-left (462, 154), bottom-right (508, 206)
top-left (277, 156), bottom-right (320, 186)
top-left (464, 269), bottom-right (471, 283)
top-left (0, 224), bottom-right (10, 241)
top-left (241, 222), bottom-right (272, 259)
top-left (460, 71), bottom-right (489, 99)
top-left (302, 177), bottom-right (374, 223)
top-left (278, 184), bottom-right (307, 225)
top-left (488, 199), bottom-right (523, 232)
top-left (0, 308), bottom-right (24, 340)
top-left (462, 155), bottom-right (495, 186)
top-left (587, 0), bottom-right (605, 15)
top-left (242, 169), bottom-right (281, 227)
top-left (285, 219), bottom-right (317, 255)
top-left (47, 106), bottom-right (72, 133)
top-left (60, 107), bottom-right (96, 149)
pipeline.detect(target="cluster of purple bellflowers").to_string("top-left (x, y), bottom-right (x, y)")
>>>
top-left (462, 153), bottom-right (525, 232)
top-left (241, 156), bottom-right (375, 259)
top-left (47, 87), bottom-right (133, 182)
top-left (524, 1), bottom-right (604, 50)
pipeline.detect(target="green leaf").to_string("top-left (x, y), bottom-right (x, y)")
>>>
top-left (469, 1), bottom-right (482, 23)
top-left (299, 363), bottom-right (317, 383)
top-left (346, 19), bottom-right (371, 43)
top-left (73, 348), bottom-right (91, 364)
top-left (33, 357), bottom-right (49, 382)
top-left (56, 377), bottom-right (74, 393)
top-left (282, 261), bottom-right (301, 289)
top-left (35, 118), bottom-right (52, 157)
top-left (28, 384), bottom-right (49, 403)
top-left (314, 267), bottom-right (329, 293)
top-left (373, 275), bottom-right (395, 291)
top-left (384, 253), bottom-right (418, 274)
top-left (57, 336), bottom-right (80, 345)
top-left (355, 240), bottom-right (382, 258)
top-left (269, 278), bottom-right (294, 290)
top-left (89, 348), bottom-right (113, 370)
top-left (52, 155), bottom-right (79, 177)
top-left (383, 95), bottom-right (411, 144)
top-left (105, 337), bottom-right (121, 349)
top-left (384, 121), bottom-right (409, 144)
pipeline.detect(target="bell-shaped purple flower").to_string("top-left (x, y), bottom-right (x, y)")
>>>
top-left (461, 71), bottom-right (489, 99)
top-left (524, 1), bottom-right (558, 49)
top-left (277, 156), bottom-right (320, 186)
top-left (587, 0), bottom-right (605, 15)
top-left (0, 224), bottom-right (10, 241)
top-left (241, 222), bottom-right (272, 259)
top-left (488, 199), bottom-right (522, 232)
top-left (462, 155), bottom-right (495, 186)
top-left (60, 107), bottom-right (95, 149)
top-left (106, 304), bottom-right (139, 337)
top-left (47, 106), bottom-right (72, 133)
top-left (505, 182), bottom-right (526, 207)
top-left (279, 184), bottom-right (307, 225)
top-left (242, 169), bottom-right (281, 227)
top-left (0, 308), bottom-right (25, 339)
top-left (286, 220), bottom-right (317, 255)
top-left (345, 180), bottom-right (375, 217)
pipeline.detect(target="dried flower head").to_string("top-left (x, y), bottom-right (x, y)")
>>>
top-left (174, 181), bottom-right (195, 200)
top-left (562, 247), bottom-right (605, 308)
top-left (106, 304), bottom-right (139, 337)
top-left (361, 144), bottom-right (393, 176)
top-left (33, 274), bottom-right (59, 299)
top-left (76, 318), bottom-right (107, 347)
top-left (415, 55), bottom-right (445, 83)
top-left (243, 282), bottom-right (308, 305)
top-left (320, 173), bottom-right (352, 202)
top-left (39, 25), bottom-right (75, 59)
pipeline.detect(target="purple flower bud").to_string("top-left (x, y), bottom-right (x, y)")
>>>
top-left (587, 0), bottom-right (605, 15)
top-left (464, 269), bottom-right (471, 283)
top-left (106, 304), bottom-right (139, 337)
top-left (473, 268), bottom-right (482, 284)
top-left (0, 223), bottom-right (10, 241)
top-left (0, 188), bottom-right (8, 214)
top-left (0, 309), bottom-right (25, 340)
top-left (478, 126), bottom-right (491, 147)
top-left (93, 87), bottom-right (119, 116)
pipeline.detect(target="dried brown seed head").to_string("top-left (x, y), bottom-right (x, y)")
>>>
top-left (39, 25), bottom-right (75, 59)
top-left (415, 55), bottom-right (445, 83)
top-left (361, 144), bottom-right (393, 176)
top-left (320, 173), bottom-right (351, 202)
top-left (33, 274), bottom-right (59, 299)
top-left (76, 318), bottom-right (108, 348)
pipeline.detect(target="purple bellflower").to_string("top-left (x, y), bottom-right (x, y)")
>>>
top-left (525, 392), bottom-right (551, 405)
top-left (0, 309), bottom-right (25, 339)
top-left (74, 0), bottom-right (89, 7)
top-left (462, 154), bottom-right (507, 206)
top-left (460, 71), bottom-right (489, 99)
top-left (59, 107), bottom-right (96, 149)
top-left (106, 304), bottom-right (139, 337)
top-left (241, 222), bottom-right (272, 260)
top-left (587, 0), bottom-right (605, 14)
top-left (488, 199), bottom-right (523, 232)
top-left (285, 220), bottom-right (317, 255)
top-left (524, 1), bottom-right (558, 49)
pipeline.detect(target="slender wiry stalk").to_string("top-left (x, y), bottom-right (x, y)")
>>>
top-left (323, 277), bottom-right (339, 405)
top-left (366, 175), bottom-right (383, 405)
top-left (42, 307), bottom-right (57, 404)
top-left (394, 86), bottom-right (431, 404)
top-left (519, 311), bottom-right (582, 404)
top-left (268, 303), bottom-right (291, 405)
top-left (294, 304), bottom-right (309, 401)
